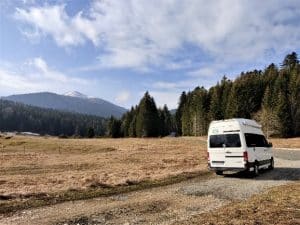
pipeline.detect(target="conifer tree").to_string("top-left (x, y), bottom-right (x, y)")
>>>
top-left (209, 83), bottom-right (223, 120)
top-left (175, 92), bottom-right (187, 135)
top-left (87, 127), bottom-right (95, 138)
top-left (276, 91), bottom-right (293, 137)
top-left (281, 52), bottom-right (299, 71)
top-left (135, 92), bottom-right (160, 137)
top-left (162, 104), bottom-right (172, 136)
top-left (108, 116), bottom-right (122, 138)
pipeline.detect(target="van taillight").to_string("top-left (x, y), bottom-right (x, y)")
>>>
top-left (207, 152), bottom-right (210, 161)
top-left (243, 151), bottom-right (248, 161)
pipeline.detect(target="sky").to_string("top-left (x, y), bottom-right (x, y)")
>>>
top-left (0, 0), bottom-right (300, 109)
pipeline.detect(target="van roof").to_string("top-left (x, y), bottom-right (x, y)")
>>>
top-left (210, 118), bottom-right (261, 129)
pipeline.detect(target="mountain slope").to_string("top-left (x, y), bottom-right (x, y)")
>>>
top-left (2, 92), bottom-right (127, 118)
top-left (0, 99), bottom-right (106, 136)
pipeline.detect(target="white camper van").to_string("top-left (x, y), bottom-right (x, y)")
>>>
top-left (207, 119), bottom-right (274, 176)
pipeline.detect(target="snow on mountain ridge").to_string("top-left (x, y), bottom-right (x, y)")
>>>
top-left (64, 91), bottom-right (88, 99)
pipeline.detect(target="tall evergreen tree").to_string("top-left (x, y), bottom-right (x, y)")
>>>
top-left (108, 116), bottom-right (122, 138)
top-left (135, 92), bottom-right (160, 137)
top-left (175, 92), bottom-right (187, 135)
top-left (287, 57), bottom-right (300, 136)
top-left (276, 91), bottom-right (293, 137)
top-left (121, 107), bottom-right (135, 137)
top-left (281, 52), bottom-right (299, 71)
top-left (159, 104), bottom-right (172, 136)
top-left (209, 83), bottom-right (223, 120)
top-left (87, 127), bottom-right (95, 138)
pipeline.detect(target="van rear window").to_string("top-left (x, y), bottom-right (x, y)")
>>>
top-left (209, 134), bottom-right (241, 148)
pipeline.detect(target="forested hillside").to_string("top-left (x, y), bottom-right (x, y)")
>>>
top-left (176, 52), bottom-right (300, 138)
top-left (0, 100), bottom-right (106, 137)
top-left (108, 52), bottom-right (299, 138)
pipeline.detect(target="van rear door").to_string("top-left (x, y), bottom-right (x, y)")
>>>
top-left (209, 134), bottom-right (244, 168)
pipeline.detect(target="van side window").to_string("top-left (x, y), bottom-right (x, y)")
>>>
top-left (209, 134), bottom-right (241, 148)
top-left (245, 133), bottom-right (268, 147)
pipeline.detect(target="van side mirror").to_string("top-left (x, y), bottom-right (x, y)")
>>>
top-left (268, 142), bottom-right (273, 147)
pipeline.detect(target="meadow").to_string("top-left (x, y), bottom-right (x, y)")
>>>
top-left (0, 135), bottom-right (209, 197)
top-left (0, 134), bottom-right (299, 219)
top-left (0, 135), bottom-right (299, 198)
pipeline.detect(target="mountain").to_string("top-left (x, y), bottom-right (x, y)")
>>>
top-left (64, 91), bottom-right (88, 99)
top-left (2, 92), bottom-right (127, 118)
top-left (0, 99), bottom-right (107, 136)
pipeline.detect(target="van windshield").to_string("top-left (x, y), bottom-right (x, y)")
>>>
top-left (209, 134), bottom-right (241, 148)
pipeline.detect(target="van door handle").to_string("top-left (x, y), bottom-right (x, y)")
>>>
top-left (226, 151), bottom-right (232, 153)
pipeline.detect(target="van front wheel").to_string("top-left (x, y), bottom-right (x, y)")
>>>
top-left (216, 171), bottom-right (223, 175)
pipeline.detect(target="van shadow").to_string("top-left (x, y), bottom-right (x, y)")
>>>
top-left (223, 167), bottom-right (300, 181)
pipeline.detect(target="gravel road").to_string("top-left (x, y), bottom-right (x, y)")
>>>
top-left (0, 149), bottom-right (299, 225)
top-left (273, 148), bottom-right (300, 160)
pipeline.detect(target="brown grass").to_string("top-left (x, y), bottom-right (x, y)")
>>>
top-left (270, 137), bottom-right (300, 149)
top-left (0, 135), bottom-right (298, 197)
top-left (174, 182), bottom-right (300, 225)
top-left (0, 135), bottom-right (208, 197)
top-left (0, 135), bottom-right (298, 215)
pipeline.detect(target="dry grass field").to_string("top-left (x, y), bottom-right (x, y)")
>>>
top-left (0, 135), bottom-right (209, 197)
top-left (0, 135), bottom-right (299, 222)
top-left (269, 137), bottom-right (300, 149)
top-left (0, 135), bottom-right (299, 199)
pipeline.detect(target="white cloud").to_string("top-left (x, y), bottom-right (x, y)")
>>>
top-left (14, 1), bottom-right (300, 70)
top-left (115, 90), bottom-right (131, 104)
top-left (0, 58), bottom-right (88, 95)
top-left (149, 91), bottom-right (181, 109)
top-left (153, 82), bottom-right (179, 89)
top-left (15, 5), bottom-right (84, 46)
top-left (187, 67), bottom-right (216, 77)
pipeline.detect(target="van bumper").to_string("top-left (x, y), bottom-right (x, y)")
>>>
top-left (208, 164), bottom-right (249, 172)
top-left (208, 166), bottom-right (246, 172)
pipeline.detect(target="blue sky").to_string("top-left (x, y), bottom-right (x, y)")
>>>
top-left (0, 0), bottom-right (300, 109)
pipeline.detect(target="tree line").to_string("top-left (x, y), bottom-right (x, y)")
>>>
top-left (0, 100), bottom-right (106, 137)
top-left (107, 92), bottom-right (175, 137)
top-left (175, 52), bottom-right (300, 138)
top-left (108, 52), bottom-right (300, 138)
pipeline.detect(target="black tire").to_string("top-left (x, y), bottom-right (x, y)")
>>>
top-left (253, 163), bottom-right (259, 177)
top-left (216, 170), bottom-right (223, 175)
top-left (268, 158), bottom-right (274, 170)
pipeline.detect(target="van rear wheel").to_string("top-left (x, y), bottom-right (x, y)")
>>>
top-left (216, 170), bottom-right (223, 175)
top-left (253, 164), bottom-right (259, 177)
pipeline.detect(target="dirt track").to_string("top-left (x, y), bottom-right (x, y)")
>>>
top-left (0, 149), bottom-right (299, 225)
